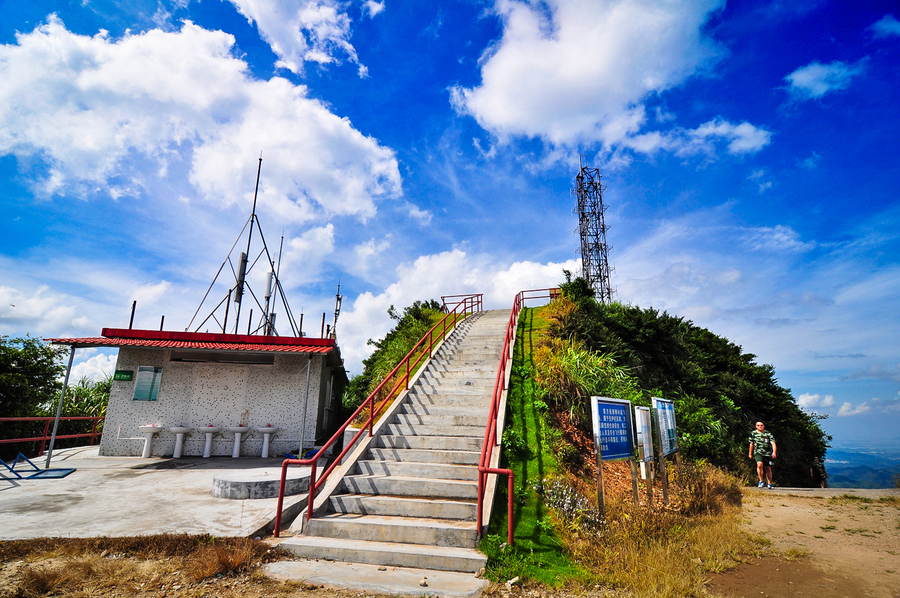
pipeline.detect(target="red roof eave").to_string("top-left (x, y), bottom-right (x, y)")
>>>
top-left (44, 337), bottom-right (332, 354)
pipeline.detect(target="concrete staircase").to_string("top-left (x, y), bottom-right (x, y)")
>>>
top-left (279, 309), bottom-right (510, 572)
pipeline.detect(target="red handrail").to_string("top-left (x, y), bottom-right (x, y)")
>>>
top-left (0, 417), bottom-right (105, 455)
top-left (476, 288), bottom-right (558, 545)
top-left (273, 294), bottom-right (483, 537)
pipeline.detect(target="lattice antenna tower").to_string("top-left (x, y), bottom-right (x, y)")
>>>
top-left (573, 155), bottom-right (615, 303)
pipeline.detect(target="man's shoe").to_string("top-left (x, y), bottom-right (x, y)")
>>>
top-left (758, 481), bottom-right (765, 487)
top-left (767, 484), bottom-right (773, 489)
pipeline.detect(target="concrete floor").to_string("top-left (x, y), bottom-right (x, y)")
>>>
top-left (0, 446), bottom-right (312, 540)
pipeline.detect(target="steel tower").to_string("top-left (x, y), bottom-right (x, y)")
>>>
top-left (573, 157), bottom-right (614, 303)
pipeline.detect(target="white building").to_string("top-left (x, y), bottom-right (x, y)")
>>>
top-left (49, 327), bottom-right (347, 458)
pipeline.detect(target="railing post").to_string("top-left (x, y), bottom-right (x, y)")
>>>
top-left (405, 358), bottom-right (409, 390)
top-left (90, 418), bottom-right (99, 445)
top-left (39, 419), bottom-right (51, 455)
top-left (306, 458), bottom-right (318, 522)
top-left (369, 395), bottom-right (374, 437)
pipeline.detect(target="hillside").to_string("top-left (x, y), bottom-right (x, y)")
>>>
top-left (536, 275), bottom-right (830, 487)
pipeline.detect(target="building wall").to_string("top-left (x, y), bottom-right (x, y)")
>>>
top-left (99, 348), bottom-right (325, 457)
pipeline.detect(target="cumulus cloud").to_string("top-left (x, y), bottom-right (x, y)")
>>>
top-left (363, 1), bottom-right (385, 18)
top-left (0, 285), bottom-right (82, 335)
top-left (451, 0), bottom-right (753, 154)
top-left (279, 224), bottom-right (336, 283)
top-left (623, 118), bottom-right (772, 158)
top-left (337, 249), bottom-right (578, 373)
top-left (228, 0), bottom-right (367, 76)
top-left (837, 401), bottom-right (871, 417)
top-left (784, 60), bottom-right (866, 101)
top-left (0, 17), bottom-right (400, 219)
top-left (869, 14), bottom-right (900, 38)
top-left (797, 393), bottom-right (835, 410)
top-left (70, 351), bottom-right (118, 381)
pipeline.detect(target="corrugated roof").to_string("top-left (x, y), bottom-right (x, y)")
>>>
top-left (45, 337), bottom-right (332, 353)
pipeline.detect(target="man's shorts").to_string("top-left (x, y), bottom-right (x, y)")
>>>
top-left (755, 454), bottom-right (774, 466)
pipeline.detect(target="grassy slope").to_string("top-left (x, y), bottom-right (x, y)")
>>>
top-left (481, 307), bottom-right (589, 585)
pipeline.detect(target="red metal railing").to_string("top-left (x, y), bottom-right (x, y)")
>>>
top-left (273, 294), bottom-right (483, 537)
top-left (0, 417), bottom-right (105, 455)
top-left (477, 288), bottom-right (558, 545)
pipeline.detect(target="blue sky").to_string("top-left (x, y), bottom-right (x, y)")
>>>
top-left (1, 0), bottom-right (899, 448)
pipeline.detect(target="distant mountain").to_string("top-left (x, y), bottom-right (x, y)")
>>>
top-left (824, 450), bottom-right (900, 488)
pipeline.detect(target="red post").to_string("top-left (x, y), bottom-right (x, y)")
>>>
top-left (39, 419), bottom-right (51, 455)
top-left (274, 459), bottom-right (290, 537)
top-left (306, 458), bottom-right (318, 522)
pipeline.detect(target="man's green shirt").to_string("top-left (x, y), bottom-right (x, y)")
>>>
top-left (750, 430), bottom-right (775, 456)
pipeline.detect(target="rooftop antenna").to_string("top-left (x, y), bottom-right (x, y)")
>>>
top-left (185, 154), bottom-right (301, 336)
top-left (573, 154), bottom-right (615, 303)
top-left (331, 282), bottom-right (343, 339)
top-left (233, 152), bottom-right (263, 333)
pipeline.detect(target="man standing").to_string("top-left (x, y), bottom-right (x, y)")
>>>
top-left (810, 456), bottom-right (827, 488)
top-left (749, 421), bottom-right (777, 488)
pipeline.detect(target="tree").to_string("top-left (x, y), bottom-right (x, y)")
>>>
top-left (0, 336), bottom-right (67, 417)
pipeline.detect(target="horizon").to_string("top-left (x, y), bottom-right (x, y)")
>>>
top-left (1, 1), bottom-right (898, 448)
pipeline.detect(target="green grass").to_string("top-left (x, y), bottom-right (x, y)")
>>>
top-left (480, 307), bottom-right (590, 586)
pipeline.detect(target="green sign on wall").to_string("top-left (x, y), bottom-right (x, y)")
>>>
top-left (113, 370), bottom-right (134, 381)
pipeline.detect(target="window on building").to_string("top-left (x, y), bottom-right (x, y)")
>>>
top-left (133, 366), bottom-right (163, 401)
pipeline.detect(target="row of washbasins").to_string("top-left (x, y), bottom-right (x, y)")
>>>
top-left (136, 425), bottom-right (279, 459)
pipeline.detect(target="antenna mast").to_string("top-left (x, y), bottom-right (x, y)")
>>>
top-left (573, 155), bottom-right (615, 303)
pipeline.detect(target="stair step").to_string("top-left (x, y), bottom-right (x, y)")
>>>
top-left (342, 474), bottom-right (478, 499)
top-left (400, 403), bottom-right (486, 417)
top-left (279, 536), bottom-right (486, 573)
top-left (366, 447), bottom-right (480, 465)
top-left (377, 434), bottom-right (483, 451)
top-left (383, 423), bottom-right (485, 437)
top-left (328, 494), bottom-right (478, 520)
top-left (394, 413), bottom-right (484, 427)
top-left (355, 460), bottom-right (478, 481)
top-left (306, 514), bottom-right (479, 548)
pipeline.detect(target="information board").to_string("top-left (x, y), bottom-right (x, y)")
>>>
top-left (590, 397), bottom-right (634, 461)
top-left (652, 397), bottom-right (679, 456)
top-left (634, 405), bottom-right (654, 462)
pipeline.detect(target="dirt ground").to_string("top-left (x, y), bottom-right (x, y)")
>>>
top-left (707, 489), bottom-right (900, 598)
top-left (2, 488), bottom-right (898, 598)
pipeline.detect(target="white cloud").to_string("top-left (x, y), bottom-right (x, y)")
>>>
top-left (784, 60), bottom-right (866, 101)
top-left (227, 0), bottom-right (367, 76)
top-left (404, 202), bottom-right (433, 225)
top-left (869, 14), bottom-right (900, 38)
top-left (363, 1), bottom-right (385, 18)
top-left (0, 16), bottom-right (401, 220)
top-left (354, 236), bottom-right (391, 263)
top-left (623, 118), bottom-right (772, 158)
top-left (798, 393), bottom-right (835, 410)
top-left (838, 401), bottom-right (871, 417)
top-left (70, 351), bottom-right (118, 382)
top-left (131, 281), bottom-right (172, 306)
top-left (801, 152), bottom-right (821, 169)
top-left (742, 225), bottom-right (815, 253)
top-left (337, 249), bottom-right (578, 374)
top-left (0, 285), bottom-right (82, 335)
top-left (280, 224), bottom-right (336, 284)
top-left (451, 0), bottom-right (738, 151)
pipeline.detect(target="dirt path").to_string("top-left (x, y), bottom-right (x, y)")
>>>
top-left (708, 487), bottom-right (900, 598)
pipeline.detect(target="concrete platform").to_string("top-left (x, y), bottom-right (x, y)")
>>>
top-left (0, 445), bottom-right (313, 539)
top-left (265, 559), bottom-right (488, 596)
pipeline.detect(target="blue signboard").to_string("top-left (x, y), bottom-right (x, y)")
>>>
top-left (590, 397), bottom-right (635, 461)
